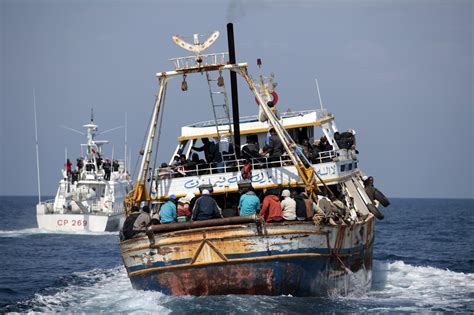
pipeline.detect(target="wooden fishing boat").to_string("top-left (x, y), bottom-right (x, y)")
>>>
top-left (120, 24), bottom-right (386, 296)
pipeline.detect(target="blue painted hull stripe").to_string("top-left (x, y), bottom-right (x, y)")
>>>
top-left (126, 244), bottom-right (369, 273)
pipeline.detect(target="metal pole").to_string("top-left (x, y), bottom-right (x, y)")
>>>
top-left (33, 89), bottom-right (41, 203)
top-left (315, 78), bottom-right (324, 111)
top-left (227, 23), bottom-right (241, 158)
top-left (124, 112), bottom-right (128, 172)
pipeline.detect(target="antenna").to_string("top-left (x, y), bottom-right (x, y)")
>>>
top-left (124, 112), bottom-right (128, 172)
top-left (33, 89), bottom-right (41, 203)
top-left (59, 125), bottom-right (85, 136)
top-left (315, 78), bottom-right (324, 111)
top-left (91, 108), bottom-right (94, 123)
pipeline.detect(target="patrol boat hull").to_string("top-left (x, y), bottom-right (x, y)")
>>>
top-left (36, 204), bottom-right (123, 232)
top-left (120, 216), bottom-right (374, 296)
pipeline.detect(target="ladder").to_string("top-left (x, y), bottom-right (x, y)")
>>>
top-left (205, 70), bottom-right (233, 140)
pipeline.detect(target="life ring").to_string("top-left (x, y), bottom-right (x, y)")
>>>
top-left (255, 91), bottom-right (278, 106)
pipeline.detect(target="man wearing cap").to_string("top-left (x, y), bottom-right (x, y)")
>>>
top-left (160, 195), bottom-right (178, 224)
top-left (192, 189), bottom-right (222, 221)
top-left (280, 189), bottom-right (296, 220)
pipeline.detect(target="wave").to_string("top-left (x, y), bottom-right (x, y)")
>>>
top-left (4, 267), bottom-right (172, 314)
top-left (345, 260), bottom-right (474, 312)
top-left (0, 228), bottom-right (118, 238)
top-left (4, 260), bottom-right (473, 313)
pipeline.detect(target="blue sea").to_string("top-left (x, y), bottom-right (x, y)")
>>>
top-left (0, 196), bottom-right (472, 313)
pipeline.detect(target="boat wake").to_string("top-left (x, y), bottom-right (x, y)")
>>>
top-left (0, 228), bottom-right (118, 238)
top-left (344, 260), bottom-right (474, 313)
top-left (4, 260), bottom-right (472, 313)
top-left (5, 267), bottom-right (172, 314)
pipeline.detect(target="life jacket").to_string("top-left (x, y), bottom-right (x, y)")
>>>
top-left (242, 164), bottom-right (252, 180)
top-left (122, 212), bottom-right (141, 240)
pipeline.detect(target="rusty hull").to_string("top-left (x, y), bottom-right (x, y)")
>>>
top-left (120, 216), bottom-right (374, 296)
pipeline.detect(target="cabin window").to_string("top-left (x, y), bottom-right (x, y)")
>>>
top-left (340, 164), bottom-right (346, 172)
top-left (348, 163), bottom-right (353, 170)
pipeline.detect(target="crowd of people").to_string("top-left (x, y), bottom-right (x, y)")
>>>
top-left (65, 155), bottom-right (122, 184)
top-left (155, 128), bottom-right (357, 180)
top-left (121, 184), bottom-right (367, 239)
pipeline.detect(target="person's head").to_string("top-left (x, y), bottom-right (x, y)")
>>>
top-left (319, 186), bottom-right (328, 197)
top-left (169, 194), bottom-right (178, 203)
top-left (368, 176), bottom-right (374, 184)
top-left (302, 138), bottom-right (309, 146)
top-left (142, 205), bottom-right (150, 213)
top-left (281, 189), bottom-right (291, 198)
top-left (131, 206), bottom-right (139, 213)
top-left (347, 128), bottom-right (356, 135)
top-left (244, 159), bottom-right (249, 165)
top-left (192, 153), bottom-right (199, 162)
top-left (267, 101), bottom-right (274, 108)
top-left (321, 136), bottom-right (327, 142)
top-left (179, 154), bottom-right (187, 162)
top-left (184, 192), bottom-right (195, 202)
top-left (173, 155), bottom-right (179, 161)
top-left (290, 190), bottom-right (298, 198)
top-left (202, 189), bottom-right (210, 195)
top-left (269, 128), bottom-right (276, 135)
top-left (202, 138), bottom-right (209, 144)
top-left (161, 162), bottom-right (168, 168)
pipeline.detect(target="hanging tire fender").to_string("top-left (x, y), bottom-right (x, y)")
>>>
top-left (367, 203), bottom-right (384, 220)
top-left (374, 188), bottom-right (390, 207)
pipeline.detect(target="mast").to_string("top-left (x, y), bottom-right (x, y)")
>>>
top-left (134, 76), bottom-right (169, 202)
top-left (237, 69), bottom-right (331, 200)
top-left (227, 23), bottom-right (241, 158)
top-left (33, 89), bottom-right (41, 203)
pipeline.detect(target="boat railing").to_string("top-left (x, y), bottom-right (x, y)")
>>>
top-left (169, 52), bottom-right (229, 70)
top-left (155, 149), bottom-right (345, 179)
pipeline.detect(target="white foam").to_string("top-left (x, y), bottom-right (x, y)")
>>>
top-left (24, 267), bottom-right (172, 314)
top-left (345, 260), bottom-right (474, 312)
top-left (0, 228), bottom-right (118, 238)
top-left (16, 260), bottom-right (474, 313)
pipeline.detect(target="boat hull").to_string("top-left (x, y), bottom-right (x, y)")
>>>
top-left (36, 204), bottom-right (123, 232)
top-left (121, 217), bottom-right (374, 296)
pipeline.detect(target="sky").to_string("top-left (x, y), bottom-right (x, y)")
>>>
top-left (0, 0), bottom-right (472, 199)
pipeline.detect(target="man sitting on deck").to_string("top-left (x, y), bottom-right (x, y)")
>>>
top-left (159, 195), bottom-right (178, 224)
top-left (191, 189), bottom-right (222, 221)
top-left (238, 188), bottom-right (260, 216)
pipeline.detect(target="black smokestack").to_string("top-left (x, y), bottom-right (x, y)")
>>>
top-left (227, 23), bottom-right (241, 158)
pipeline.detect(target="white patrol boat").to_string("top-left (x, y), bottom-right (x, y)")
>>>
top-left (36, 116), bottom-right (132, 232)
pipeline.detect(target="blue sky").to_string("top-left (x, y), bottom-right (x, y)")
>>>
top-left (1, 0), bottom-right (472, 198)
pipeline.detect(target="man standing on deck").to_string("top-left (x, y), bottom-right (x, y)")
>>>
top-left (262, 128), bottom-right (283, 166)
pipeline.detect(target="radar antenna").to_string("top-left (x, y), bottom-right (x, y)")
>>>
top-left (172, 31), bottom-right (220, 55)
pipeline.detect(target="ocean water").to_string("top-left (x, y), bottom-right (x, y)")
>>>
top-left (0, 196), bottom-right (472, 313)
